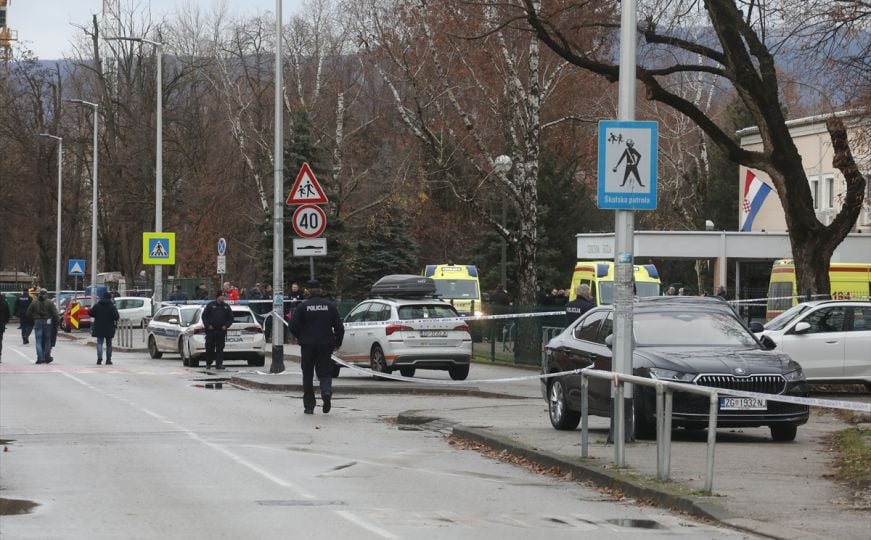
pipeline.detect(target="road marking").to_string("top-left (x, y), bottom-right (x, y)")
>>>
top-left (334, 510), bottom-right (399, 539)
top-left (56, 371), bottom-right (396, 539)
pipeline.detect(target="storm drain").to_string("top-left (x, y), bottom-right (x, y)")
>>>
top-left (605, 518), bottom-right (665, 529)
top-left (256, 500), bottom-right (346, 507)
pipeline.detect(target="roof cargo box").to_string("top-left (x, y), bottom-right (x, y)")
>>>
top-left (369, 274), bottom-right (438, 298)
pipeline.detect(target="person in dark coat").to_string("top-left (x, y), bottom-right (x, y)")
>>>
top-left (25, 289), bottom-right (59, 364)
top-left (201, 291), bottom-right (235, 370)
top-left (90, 292), bottom-right (120, 365)
top-left (288, 280), bottom-right (344, 415)
top-left (169, 285), bottom-right (189, 301)
top-left (14, 290), bottom-right (34, 344)
top-left (195, 283), bottom-right (209, 300)
top-left (0, 294), bottom-right (9, 362)
top-left (565, 284), bottom-right (596, 326)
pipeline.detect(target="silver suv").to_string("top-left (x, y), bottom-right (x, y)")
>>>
top-left (336, 297), bottom-right (472, 380)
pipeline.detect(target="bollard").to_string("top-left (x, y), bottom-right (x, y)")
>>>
top-left (663, 389), bottom-right (673, 480)
top-left (656, 383), bottom-right (664, 479)
top-left (614, 379), bottom-right (625, 467)
top-left (705, 392), bottom-right (719, 493)
top-left (581, 375), bottom-right (589, 458)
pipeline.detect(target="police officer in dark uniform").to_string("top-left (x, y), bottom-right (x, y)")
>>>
top-left (201, 291), bottom-right (235, 370)
top-left (288, 279), bottom-right (344, 415)
top-left (565, 284), bottom-right (595, 326)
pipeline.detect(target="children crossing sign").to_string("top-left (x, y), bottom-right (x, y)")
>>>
top-left (142, 232), bottom-right (176, 265)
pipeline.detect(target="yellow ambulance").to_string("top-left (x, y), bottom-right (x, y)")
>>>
top-left (568, 261), bottom-right (661, 304)
top-left (423, 264), bottom-right (483, 316)
top-left (766, 259), bottom-right (871, 320)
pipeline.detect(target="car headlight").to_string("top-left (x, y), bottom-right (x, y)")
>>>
top-left (783, 367), bottom-right (805, 382)
top-left (474, 309), bottom-right (484, 317)
top-left (649, 368), bottom-right (696, 382)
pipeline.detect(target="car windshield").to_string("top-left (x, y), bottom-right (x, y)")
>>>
top-left (232, 311), bottom-right (255, 324)
top-left (634, 311), bottom-right (758, 347)
top-left (398, 304), bottom-right (458, 320)
top-left (180, 308), bottom-right (199, 326)
top-left (433, 280), bottom-right (479, 299)
top-left (598, 282), bottom-right (660, 304)
top-left (764, 303), bottom-right (812, 331)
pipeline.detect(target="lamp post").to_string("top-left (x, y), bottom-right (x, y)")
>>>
top-left (107, 36), bottom-right (163, 304)
top-left (271, 0), bottom-right (286, 373)
top-left (66, 99), bottom-right (99, 305)
top-left (493, 155), bottom-right (512, 290)
top-left (39, 133), bottom-right (63, 305)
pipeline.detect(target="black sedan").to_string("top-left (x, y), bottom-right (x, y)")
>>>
top-left (543, 297), bottom-right (809, 441)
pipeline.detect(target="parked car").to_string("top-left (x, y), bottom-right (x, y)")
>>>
top-left (754, 300), bottom-right (871, 389)
top-left (60, 296), bottom-right (93, 332)
top-left (146, 305), bottom-right (202, 359)
top-left (543, 296), bottom-right (809, 441)
top-left (180, 305), bottom-right (266, 367)
top-left (113, 296), bottom-right (154, 328)
top-left (337, 296), bottom-right (472, 380)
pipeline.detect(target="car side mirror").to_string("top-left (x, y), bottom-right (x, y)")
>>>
top-left (604, 334), bottom-right (614, 349)
top-left (759, 335), bottom-right (777, 350)
top-left (749, 322), bottom-right (764, 333)
top-left (168, 318), bottom-right (178, 325)
top-left (793, 322), bottom-right (811, 334)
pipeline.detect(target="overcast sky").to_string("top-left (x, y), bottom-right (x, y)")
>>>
top-left (11, 0), bottom-right (306, 60)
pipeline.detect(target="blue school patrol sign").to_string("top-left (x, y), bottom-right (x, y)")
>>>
top-left (597, 120), bottom-right (658, 210)
top-left (68, 259), bottom-right (86, 276)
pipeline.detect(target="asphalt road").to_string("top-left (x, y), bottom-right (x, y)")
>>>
top-left (0, 334), bottom-right (753, 539)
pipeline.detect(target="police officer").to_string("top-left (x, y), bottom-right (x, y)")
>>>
top-left (565, 284), bottom-right (595, 326)
top-left (288, 279), bottom-right (344, 415)
top-left (201, 291), bottom-right (235, 370)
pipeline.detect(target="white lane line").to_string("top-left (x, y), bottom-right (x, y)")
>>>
top-left (58, 371), bottom-right (396, 538)
top-left (10, 348), bottom-right (31, 360)
top-left (334, 510), bottom-right (399, 539)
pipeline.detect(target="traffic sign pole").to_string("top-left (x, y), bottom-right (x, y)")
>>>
top-left (613, 0), bottom-right (637, 463)
top-left (271, 0), bottom-right (286, 374)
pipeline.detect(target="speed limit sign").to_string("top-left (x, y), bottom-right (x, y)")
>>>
top-left (292, 204), bottom-right (327, 238)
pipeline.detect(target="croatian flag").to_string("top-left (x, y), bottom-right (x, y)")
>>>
top-left (740, 170), bottom-right (773, 232)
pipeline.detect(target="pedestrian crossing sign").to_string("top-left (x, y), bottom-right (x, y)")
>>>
top-left (142, 232), bottom-right (176, 265)
top-left (68, 259), bottom-right (86, 276)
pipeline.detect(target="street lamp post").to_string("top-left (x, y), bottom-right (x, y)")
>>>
top-left (66, 99), bottom-right (99, 305)
top-left (493, 155), bottom-right (512, 290)
top-left (271, 0), bottom-right (286, 373)
top-left (39, 133), bottom-right (63, 305)
top-left (107, 36), bottom-right (163, 305)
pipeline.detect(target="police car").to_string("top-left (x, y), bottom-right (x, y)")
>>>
top-left (336, 275), bottom-right (473, 380)
top-left (179, 305), bottom-right (266, 367)
top-left (145, 305), bottom-right (202, 359)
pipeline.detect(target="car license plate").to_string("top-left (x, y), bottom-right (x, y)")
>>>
top-left (720, 397), bottom-right (767, 410)
top-left (228, 331), bottom-right (241, 337)
top-left (420, 330), bottom-right (447, 337)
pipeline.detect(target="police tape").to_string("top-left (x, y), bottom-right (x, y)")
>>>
top-left (334, 310), bottom-right (568, 329)
top-left (244, 358), bottom-right (871, 414)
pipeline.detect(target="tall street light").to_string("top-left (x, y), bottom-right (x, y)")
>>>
top-left (39, 133), bottom-right (63, 305)
top-left (107, 36), bottom-right (163, 304)
top-left (271, 0), bottom-right (286, 373)
top-left (66, 99), bottom-right (99, 305)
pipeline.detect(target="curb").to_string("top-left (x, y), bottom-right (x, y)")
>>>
top-left (229, 376), bottom-right (528, 399)
top-left (397, 410), bottom-right (813, 540)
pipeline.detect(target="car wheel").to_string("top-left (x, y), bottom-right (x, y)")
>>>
top-left (331, 363), bottom-right (341, 378)
top-left (247, 355), bottom-right (266, 367)
top-left (448, 365), bottom-right (469, 381)
top-left (62, 322), bottom-right (71, 333)
top-left (399, 367), bottom-right (416, 378)
top-left (548, 378), bottom-right (581, 430)
top-left (770, 425), bottom-right (797, 442)
top-left (148, 336), bottom-right (163, 359)
top-left (178, 338), bottom-right (185, 360)
top-left (370, 344), bottom-right (389, 378)
top-left (181, 341), bottom-right (190, 366)
top-left (633, 395), bottom-right (656, 440)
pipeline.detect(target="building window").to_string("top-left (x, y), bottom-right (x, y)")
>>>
top-left (810, 178), bottom-right (819, 210)
top-left (826, 176), bottom-right (835, 209)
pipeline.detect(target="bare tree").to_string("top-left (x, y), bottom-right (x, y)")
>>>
top-left (521, 0), bottom-right (867, 295)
